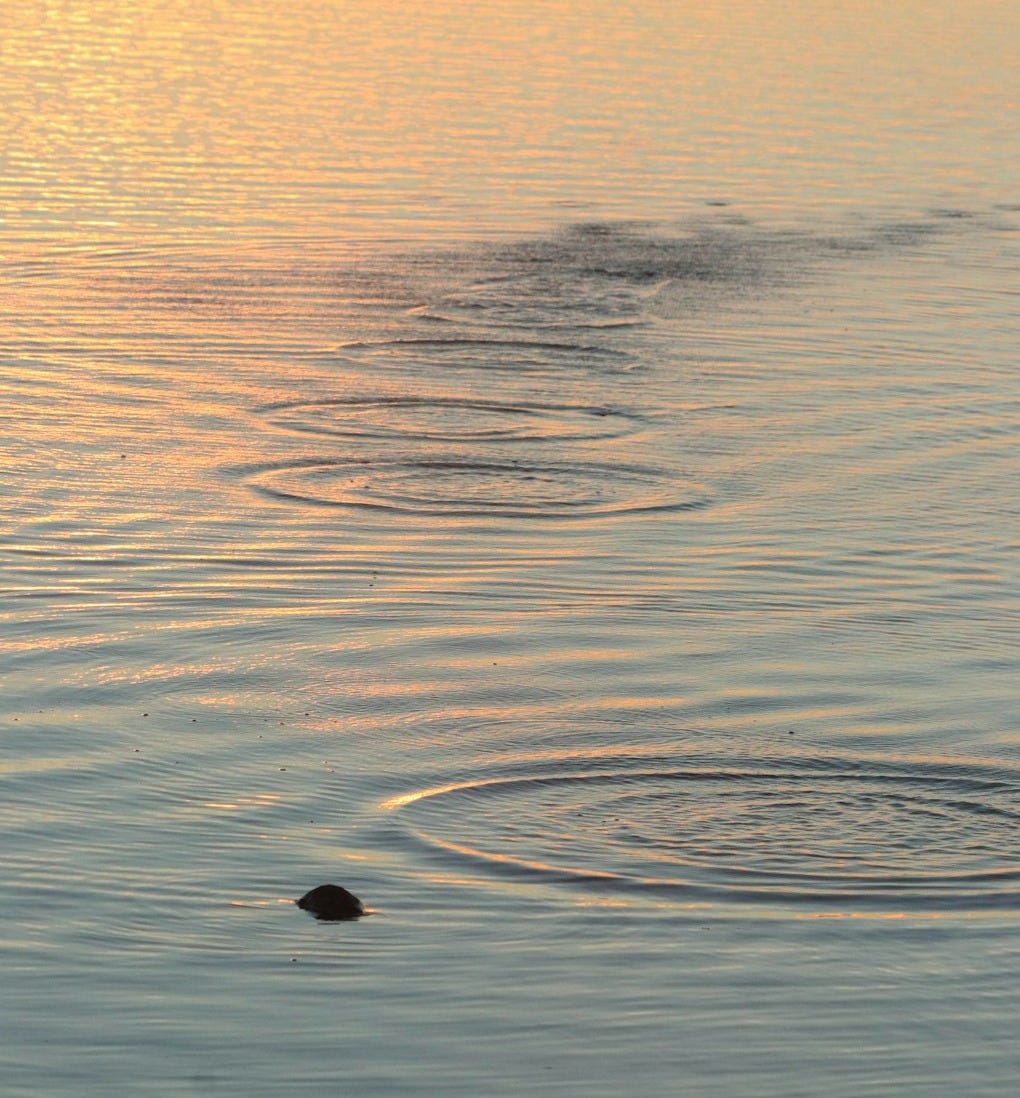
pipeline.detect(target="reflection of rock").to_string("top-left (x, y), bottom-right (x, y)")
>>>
top-left (296, 884), bottom-right (365, 920)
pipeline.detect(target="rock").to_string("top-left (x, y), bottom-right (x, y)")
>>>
top-left (296, 883), bottom-right (365, 920)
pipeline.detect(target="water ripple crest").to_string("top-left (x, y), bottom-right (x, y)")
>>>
top-left (245, 458), bottom-right (707, 519)
top-left (254, 395), bottom-right (641, 443)
top-left (380, 752), bottom-right (1020, 912)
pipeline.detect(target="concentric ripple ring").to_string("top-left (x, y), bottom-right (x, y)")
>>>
top-left (254, 395), bottom-right (641, 443)
top-left (246, 458), bottom-right (708, 518)
top-left (380, 753), bottom-right (1020, 911)
top-left (335, 337), bottom-right (639, 375)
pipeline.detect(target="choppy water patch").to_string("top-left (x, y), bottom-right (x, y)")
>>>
top-left (246, 458), bottom-right (707, 519)
top-left (254, 395), bottom-right (641, 444)
top-left (380, 752), bottom-right (1020, 912)
top-left (407, 273), bottom-right (649, 330)
top-left (389, 214), bottom-right (973, 339)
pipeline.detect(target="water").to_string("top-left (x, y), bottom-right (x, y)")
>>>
top-left (2, 2), bottom-right (1020, 1094)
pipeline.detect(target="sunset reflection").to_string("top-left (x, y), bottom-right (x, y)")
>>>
top-left (3, 2), bottom-right (1020, 1095)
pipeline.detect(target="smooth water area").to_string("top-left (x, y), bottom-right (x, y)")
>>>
top-left (3, 3), bottom-right (1020, 1095)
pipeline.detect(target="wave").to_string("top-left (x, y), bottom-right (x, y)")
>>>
top-left (380, 751), bottom-right (1020, 913)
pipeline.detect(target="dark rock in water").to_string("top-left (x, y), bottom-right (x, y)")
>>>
top-left (296, 884), bottom-right (365, 920)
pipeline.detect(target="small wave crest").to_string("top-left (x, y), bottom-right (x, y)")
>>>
top-left (335, 337), bottom-right (638, 376)
top-left (245, 458), bottom-right (708, 519)
top-left (254, 395), bottom-right (641, 444)
top-left (380, 752), bottom-right (1020, 913)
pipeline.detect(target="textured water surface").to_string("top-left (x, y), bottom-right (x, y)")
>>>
top-left (3, 2), bottom-right (1020, 1096)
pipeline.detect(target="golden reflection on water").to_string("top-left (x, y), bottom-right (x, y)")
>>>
top-left (3, 0), bottom-right (1017, 245)
top-left (2, 7), bottom-right (1020, 1094)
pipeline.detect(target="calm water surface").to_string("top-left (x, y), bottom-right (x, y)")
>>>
top-left (3, 2), bottom-right (1020, 1095)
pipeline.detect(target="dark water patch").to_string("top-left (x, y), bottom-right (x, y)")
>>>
top-left (407, 270), bottom-right (650, 330)
top-left (495, 221), bottom-right (776, 286)
top-left (419, 222), bottom-right (789, 330)
top-left (380, 753), bottom-right (1020, 913)
top-left (929, 208), bottom-right (976, 220)
top-left (245, 457), bottom-right (708, 519)
top-left (254, 395), bottom-right (641, 444)
top-left (426, 215), bottom-right (960, 320)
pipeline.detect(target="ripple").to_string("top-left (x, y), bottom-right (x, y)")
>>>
top-left (406, 276), bottom-right (648, 330)
top-left (336, 337), bottom-right (638, 375)
top-left (381, 753), bottom-right (1020, 912)
top-left (255, 395), bottom-right (640, 444)
top-left (246, 459), bottom-right (707, 519)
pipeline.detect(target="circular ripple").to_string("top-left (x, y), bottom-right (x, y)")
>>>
top-left (337, 338), bottom-right (638, 375)
top-left (381, 754), bottom-right (1020, 911)
top-left (406, 277), bottom-right (647, 330)
top-left (256, 396), bottom-right (639, 444)
top-left (247, 459), bottom-right (707, 518)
